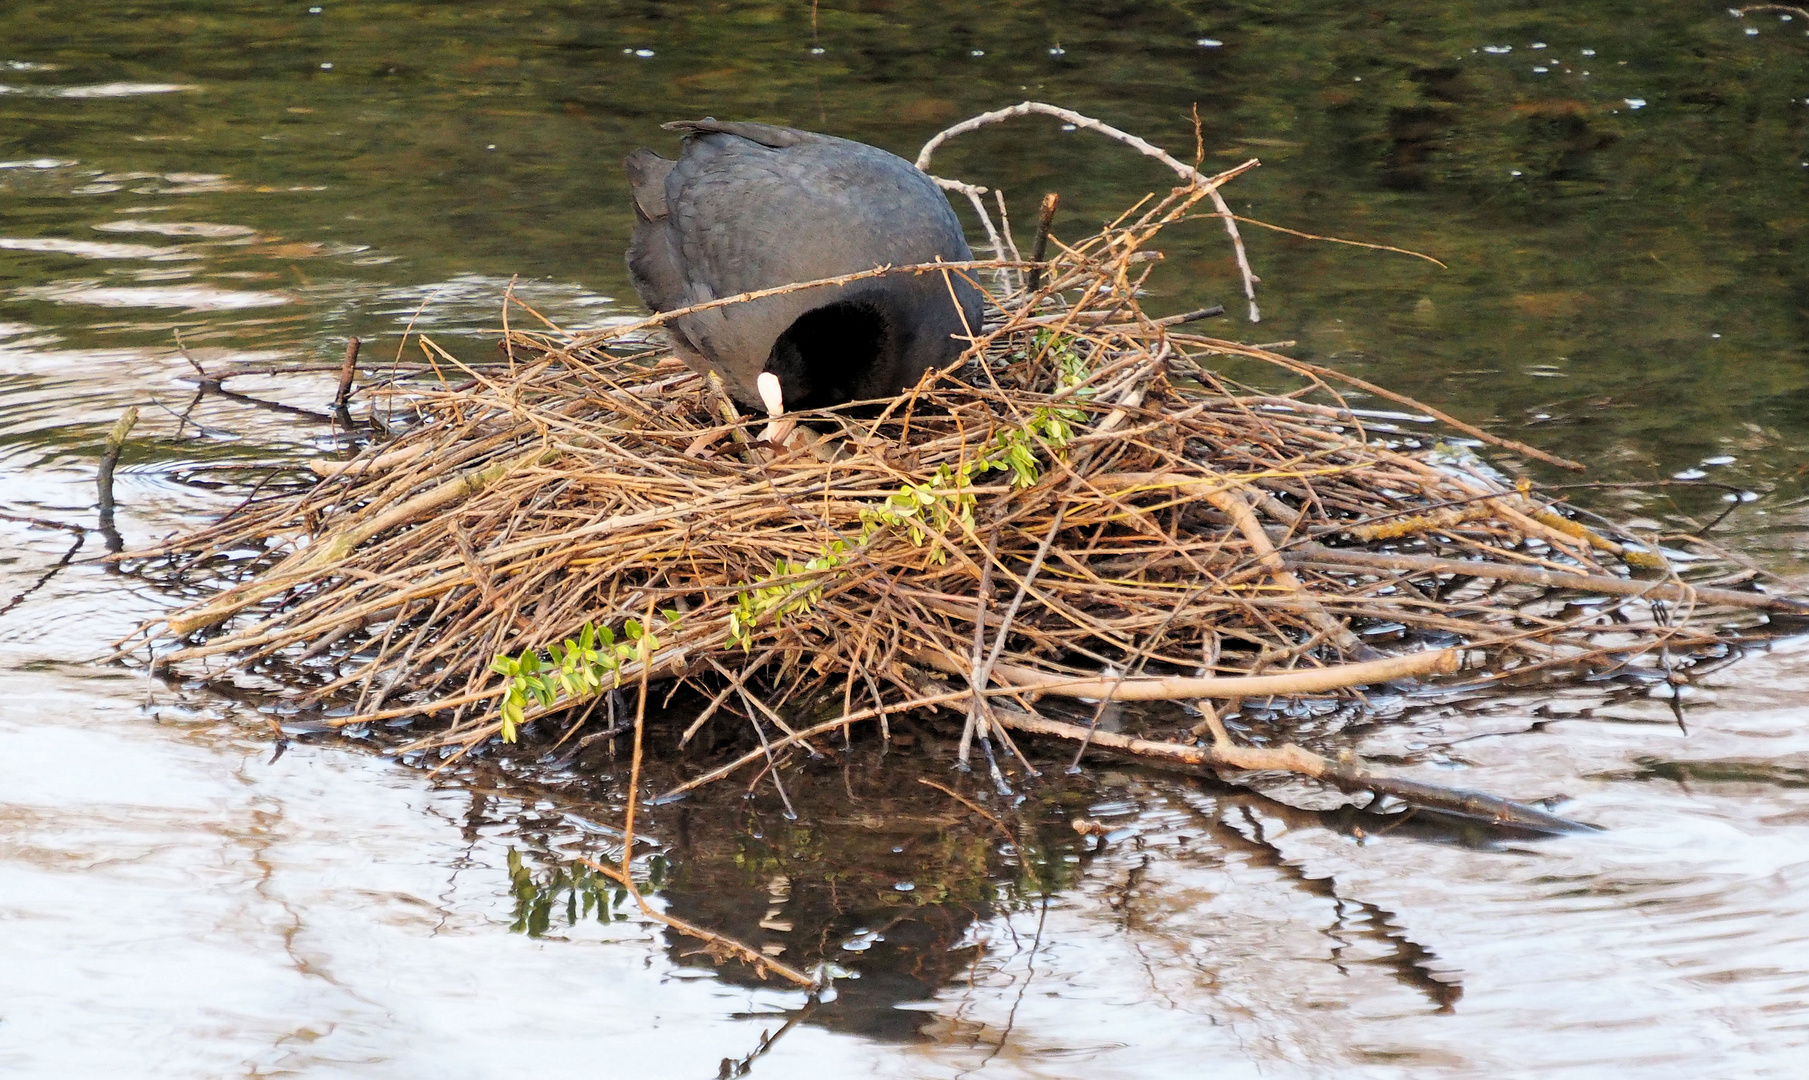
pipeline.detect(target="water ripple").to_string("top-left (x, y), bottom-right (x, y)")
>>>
top-left (15, 281), bottom-right (291, 310)
top-left (0, 81), bottom-right (198, 97)
top-left (0, 237), bottom-right (186, 259)
top-left (93, 220), bottom-right (259, 239)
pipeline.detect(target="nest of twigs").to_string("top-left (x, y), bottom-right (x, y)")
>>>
top-left (122, 107), bottom-right (1805, 832)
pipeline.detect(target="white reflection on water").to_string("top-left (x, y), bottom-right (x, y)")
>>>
top-left (0, 652), bottom-right (874, 1080)
top-left (94, 220), bottom-right (259, 239)
top-left (0, 237), bottom-right (184, 259)
top-left (15, 282), bottom-right (290, 309)
top-left (0, 81), bottom-right (198, 97)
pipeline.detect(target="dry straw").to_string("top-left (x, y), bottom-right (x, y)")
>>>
top-left (121, 106), bottom-right (1805, 833)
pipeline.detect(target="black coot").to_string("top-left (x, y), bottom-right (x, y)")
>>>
top-left (625, 119), bottom-right (984, 413)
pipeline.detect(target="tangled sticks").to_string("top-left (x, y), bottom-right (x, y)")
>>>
top-left (124, 109), bottom-right (1804, 834)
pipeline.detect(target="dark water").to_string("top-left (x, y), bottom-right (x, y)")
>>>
top-left (3, 4), bottom-right (1808, 1077)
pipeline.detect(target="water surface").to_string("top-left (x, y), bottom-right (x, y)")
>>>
top-left (2, 4), bottom-right (1808, 1077)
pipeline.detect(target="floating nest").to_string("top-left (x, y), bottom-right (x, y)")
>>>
top-left (121, 108), bottom-right (1806, 845)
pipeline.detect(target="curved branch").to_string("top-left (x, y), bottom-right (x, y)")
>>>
top-left (917, 101), bottom-right (1264, 321)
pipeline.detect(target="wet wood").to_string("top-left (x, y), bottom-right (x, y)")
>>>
top-left (987, 702), bottom-right (1593, 834)
top-left (1281, 542), bottom-right (1809, 613)
top-left (911, 646), bottom-right (1460, 702)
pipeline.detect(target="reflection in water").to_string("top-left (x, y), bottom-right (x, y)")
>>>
top-left (502, 847), bottom-right (632, 937)
top-left (1, 1), bottom-right (1808, 1076)
top-left (0, 81), bottom-right (198, 98)
top-left (1209, 801), bottom-right (1463, 1014)
top-left (484, 693), bottom-right (1809, 1061)
top-left (0, 236), bottom-right (180, 258)
top-left (17, 282), bottom-right (292, 309)
top-left (93, 220), bottom-right (258, 238)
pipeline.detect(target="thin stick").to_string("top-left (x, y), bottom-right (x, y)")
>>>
top-left (913, 646), bottom-right (1460, 701)
top-left (577, 856), bottom-right (816, 988)
top-left (1229, 349), bottom-right (1587, 472)
top-left (1027, 192), bottom-right (1059, 294)
top-left (1202, 482), bottom-right (1369, 657)
top-left (620, 596), bottom-right (654, 855)
top-left (931, 177), bottom-right (1011, 293)
top-left (992, 188), bottom-right (1024, 294)
top-left (972, 506), bottom-right (1066, 698)
top-left (1281, 544), bottom-right (1808, 613)
top-left (985, 701), bottom-right (1591, 834)
top-left (1227, 214), bottom-right (1446, 267)
top-left (333, 336), bottom-right (361, 429)
top-left (566, 257), bottom-right (1033, 351)
top-left (97, 406), bottom-right (139, 545)
top-left (958, 524), bottom-right (1001, 767)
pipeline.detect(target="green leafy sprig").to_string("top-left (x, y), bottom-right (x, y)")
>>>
top-left (726, 540), bottom-right (853, 649)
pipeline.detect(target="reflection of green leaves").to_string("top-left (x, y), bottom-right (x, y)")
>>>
top-left (727, 813), bottom-right (1056, 910)
top-left (506, 848), bottom-right (631, 937)
top-left (488, 615), bottom-right (669, 741)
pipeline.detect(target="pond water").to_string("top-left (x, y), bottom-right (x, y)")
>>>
top-left (3, 3), bottom-right (1808, 1077)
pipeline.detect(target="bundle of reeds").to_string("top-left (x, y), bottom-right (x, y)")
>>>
top-left (121, 107), bottom-right (1804, 832)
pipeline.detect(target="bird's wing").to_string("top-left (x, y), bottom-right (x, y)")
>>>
top-left (658, 136), bottom-right (817, 394)
top-left (626, 216), bottom-right (688, 316)
top-left (623, 148), bottom-right (674, 222)
top-left (624, 148), bottom-right (690, 315)
top-left (659, 119), bottom-right (812, 148)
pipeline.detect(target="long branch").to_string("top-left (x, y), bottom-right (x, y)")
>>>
top-left (910, 645), bottom-right (1460, 701)
top-left (986, 702), bottom-right (1591, 834)
top-left (1281, 543), bottom-right (1809, 613)
top-left (915, 101), bottom-right (1263, 321)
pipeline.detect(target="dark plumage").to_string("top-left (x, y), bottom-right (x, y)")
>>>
top-left (625, 119), bottom-right (984, 412)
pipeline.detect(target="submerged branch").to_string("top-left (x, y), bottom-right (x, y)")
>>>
top-left (987, 702), bottom-right (1593, 835)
